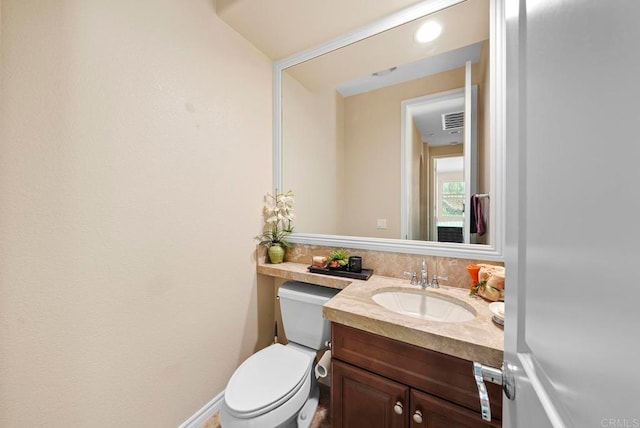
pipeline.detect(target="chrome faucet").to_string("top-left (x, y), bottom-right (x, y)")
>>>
top-left (405, 260), bottom-right (433, 288)
top-left (429, 275), bottom-right (449, 289)
top-left (430, 275), bottom-right (440, 289)
top-left (420, 260), bottom-right (428, 288)
top-left (404, 271), bottom-right (418, 285)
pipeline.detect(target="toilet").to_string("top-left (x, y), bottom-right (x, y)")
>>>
top-left (220, 281), bottom-right (339, 428)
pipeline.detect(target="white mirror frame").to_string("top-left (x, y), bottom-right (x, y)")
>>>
top-left (273, 0), bottom-right (505, 261)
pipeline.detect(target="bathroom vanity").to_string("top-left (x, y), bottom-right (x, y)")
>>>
top-left (257, 257), bottom-right (504, 427)
top-left (321, 272), bottom-right (503, 427)
top-left (331, 323), bottom-right (501, 427)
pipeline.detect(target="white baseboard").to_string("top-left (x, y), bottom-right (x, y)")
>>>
top-left (178, 390), bottom-right (225, 428)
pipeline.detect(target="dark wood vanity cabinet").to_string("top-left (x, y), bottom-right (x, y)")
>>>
top-left (330, 323), bottom-right (502, 428)
top-left (332, 360), bottom-right (407, 428)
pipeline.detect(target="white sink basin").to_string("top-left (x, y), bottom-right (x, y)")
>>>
top-left (372, 290), bottom-right (475, 323)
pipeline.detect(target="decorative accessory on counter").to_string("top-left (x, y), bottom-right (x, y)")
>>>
top-left (267, 244), bottom-right (285, 264)
top-left (307, 265), bottom-right (373, 281)
top-left (488, 302), bottom-right (504, 319)
top-left (348, 256), bottom-right (362, 273)
top-left (312, 256), bottom-right (327, 268)
top-left (326, 248), bottom-right (349, 270)
top-left (255, 190), bottom-right (295, 264)
top-left (469, 264), bottom-right (505, 302)
top-left (466, 264), bottom-right (481, 288)
top-left (308, 249), bottom-right (371, 279)
top-left (488, 302), bottom-right (505, 326)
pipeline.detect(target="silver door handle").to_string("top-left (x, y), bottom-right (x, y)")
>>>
top-left (473, 361), bottom-right (516, 422)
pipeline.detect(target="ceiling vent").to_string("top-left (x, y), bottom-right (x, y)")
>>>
top-left (442, 111), bottom-right (464, 130)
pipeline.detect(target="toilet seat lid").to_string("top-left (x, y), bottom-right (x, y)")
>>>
top-left (225, 343), bottom-right (312, 418)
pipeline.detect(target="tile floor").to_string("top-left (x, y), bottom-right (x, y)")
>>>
top-left (202, 383), bottom-right (331, 428)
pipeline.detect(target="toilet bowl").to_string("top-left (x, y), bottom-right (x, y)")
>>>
top-left (220, 281), bottom-right (339, 428)
top-left (221, 343), bottom-right (314, 428)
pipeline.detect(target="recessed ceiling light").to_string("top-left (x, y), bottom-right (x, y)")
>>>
top-left (415, 21), bottom-right (442, 43)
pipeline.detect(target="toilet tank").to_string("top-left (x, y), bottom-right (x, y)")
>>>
top-left (278, 281), bottom-right (340, 350)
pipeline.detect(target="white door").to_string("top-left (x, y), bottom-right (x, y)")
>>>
top-left (503, 0), bottom-right (640, 426)
top-left (463, 61), bottom-right (478, 244)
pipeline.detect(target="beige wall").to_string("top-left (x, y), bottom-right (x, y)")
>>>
top-left (0, 1), bottom-right (273, 427)
top-left (342, 66), bottom-right (480, 239)
top-left (282, 63), bottom-right (489, 241)
top-left (282, 74), bottom-right (342, 235)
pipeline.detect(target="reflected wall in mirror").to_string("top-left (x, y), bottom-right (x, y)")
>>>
top-left (276, 0), bottom-right (504, 259)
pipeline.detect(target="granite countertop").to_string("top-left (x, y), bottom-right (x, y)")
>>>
top-left (258, 259), bottom-right (504, 368)
top-left (257, 259), bottom-right (354, 289)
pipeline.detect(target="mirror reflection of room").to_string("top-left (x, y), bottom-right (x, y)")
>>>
top-left (433, 156), bottom-right (465, 243)
top-left (282, 0), bottom-right (490, 245)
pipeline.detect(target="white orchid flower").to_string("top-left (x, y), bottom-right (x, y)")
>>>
top-left (257, 190), bottom-right (296, 248)
top-left (266, 215), bottom-right (278, 224)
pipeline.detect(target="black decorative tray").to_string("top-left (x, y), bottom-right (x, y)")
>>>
top-left (307, 266), bottom-right (374, 281)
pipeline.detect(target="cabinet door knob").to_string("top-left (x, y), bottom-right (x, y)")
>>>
top-left (413, 410), bottom-right (424, 424)
top-left (393, 401), bottom-right (403, 415)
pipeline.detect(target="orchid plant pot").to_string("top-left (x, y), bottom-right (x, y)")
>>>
top-left (267, 244), bottom-right (285, 264)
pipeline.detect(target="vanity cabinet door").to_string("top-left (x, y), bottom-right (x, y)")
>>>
top-left (332, 359), bottom-right (409, 428)
top-left (332, 323), bottom-right (502, 419)
top-left (410, 389), bottom-right (501, 428)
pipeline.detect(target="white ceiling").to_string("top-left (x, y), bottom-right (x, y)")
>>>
top-left (412, 93), bottom-right (465, 146)
top-left (216, 0), bottom-right (489, 147)
top-left (215, 0), bottom-right (424, 60)
top-left (282, 0), bottom-right (488, 92)
top-left (336, 42), bottom-right (482, 97)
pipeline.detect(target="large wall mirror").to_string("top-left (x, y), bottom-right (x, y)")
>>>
top-left (273, 0), bottom-right (505, 260)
